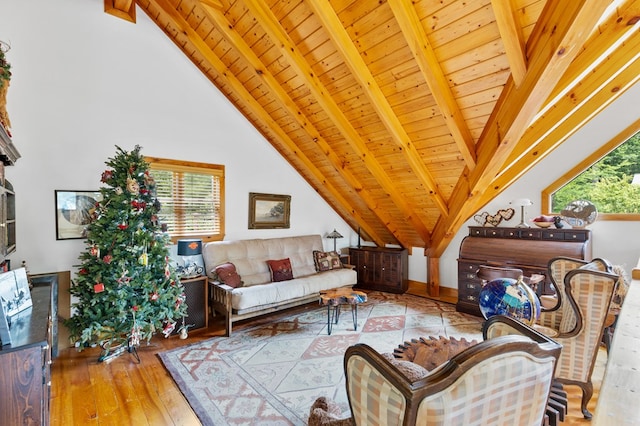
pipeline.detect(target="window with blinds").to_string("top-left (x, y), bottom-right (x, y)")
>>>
top-left (146, 157), bottom-right (224, 241)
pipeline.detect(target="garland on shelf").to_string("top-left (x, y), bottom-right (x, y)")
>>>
top-left (0, 41), bottom-right (10, 88)
top-left (0, 40), bottom-right (11, 131)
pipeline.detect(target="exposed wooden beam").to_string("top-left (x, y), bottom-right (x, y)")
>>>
top-left (390, 0), bottom-right (477, 170)
top-left (308, 0), bottom-right (450, 217)
top-left (481, 1), bottom-right (640, 209)
top-left (143, 0), bottom-right (386, 245)
top-left (104, 0), bottom-right (136, 23)
top-left (199, 0), bottom-right (222, 9)
top-left (490, 54), bottom-right (640, 205)
top-left (430, 0), bottom-right (614, 257)
top-left (491, 0), bottom-right (527, 86)
top-left (198, 1), bottom-right (409, 246)
top-left (242, 0), bottom-right (432, 247)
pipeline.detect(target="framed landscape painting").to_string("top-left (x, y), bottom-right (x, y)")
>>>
top-left (248, 192), bottom-right (291, 229)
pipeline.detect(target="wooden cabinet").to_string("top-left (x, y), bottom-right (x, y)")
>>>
top-left (0, 278), bottom-right (57, 426)
top-left (0, 179), bottom-right (15, 257)
top-left (457, 226), bottom-right (592, 317)
top-left (349, 247), bottom-right (408, 293)
top-left (180, 275), bottom-right (208, 332)
top-left (0, 122), bottom-right (19, 261)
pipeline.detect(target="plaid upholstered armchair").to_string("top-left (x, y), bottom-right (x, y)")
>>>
top-left (533, 257), bottom-right (618, 419)
top-left (315, 316), bottom-right (561, 426)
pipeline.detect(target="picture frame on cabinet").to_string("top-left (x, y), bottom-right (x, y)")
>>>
top-left (55, 190), bottom-right (102, 240)
top-left (248, 192), bottom-right (291, 229)
top-left (0, 268), bottom-right (32, 320)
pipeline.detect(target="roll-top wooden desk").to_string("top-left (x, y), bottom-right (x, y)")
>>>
top-left (457, 226), bottom-right (592, 317)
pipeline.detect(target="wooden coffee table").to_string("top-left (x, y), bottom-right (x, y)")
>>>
top-left (319, 288), bottom-right (367, 335)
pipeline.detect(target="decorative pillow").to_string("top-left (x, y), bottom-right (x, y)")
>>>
top-left (381, 352), bottom-right (430, 382)
top-left (266, 258), bottom-right (294, 282)
top-left (313, 250), bottom-right (343, 272)
top-left (214, 262), bottom-right (242, 288)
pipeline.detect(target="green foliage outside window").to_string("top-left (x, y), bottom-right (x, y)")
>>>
top-left (552, 131), bottom-right (640, 214)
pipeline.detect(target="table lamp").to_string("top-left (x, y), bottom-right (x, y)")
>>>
top-left (510, 198), bottom-right (533, 228)
top-left (177, 239), bottom-right (203, 277)
top-left (326, 229), bottom-right (343, 252)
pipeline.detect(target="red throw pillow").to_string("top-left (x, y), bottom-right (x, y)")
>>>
top-left (214, 262), bottom-right (242, 288)
top-left (266, 258), bottom-right (293, 282)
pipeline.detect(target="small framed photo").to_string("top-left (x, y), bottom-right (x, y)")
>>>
top-left (55, 190), bottom-right (102, 240)
top-left (248, 192), bottom-right (291, 229)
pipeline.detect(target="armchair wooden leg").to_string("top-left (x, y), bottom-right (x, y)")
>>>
top-left (579, 382), bottom-right (594, 419)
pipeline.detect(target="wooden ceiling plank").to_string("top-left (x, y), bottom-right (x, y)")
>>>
top-left (104, 0), bottom-right (137, 23)
top-left (143, 0), bottom-right (386, 244)
top-left (307, 0), bottom-right (449, 218)
top-left (198, 1), bottom-right (414, 246)
top-left (490, 0), bottom-right (527, 86)
top-left (430, 0), bottom-right (614, 257)
top-left (242, 0), bottom-right (432, 246)
top-left (390, 0), bottom-right (477, 171)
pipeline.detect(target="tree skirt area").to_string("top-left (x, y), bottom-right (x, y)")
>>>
top-left (158, 291), bottom-right (483, 426)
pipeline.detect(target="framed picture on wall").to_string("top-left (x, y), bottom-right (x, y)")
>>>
top-left (55, 190), bottom-right (103, 240)
top-left (248, 192), bottom-right (291, 229)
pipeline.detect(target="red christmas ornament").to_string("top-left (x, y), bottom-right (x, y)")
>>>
top-left (150, 292), bottom-right (159, 301)
top-left (101, 170), bottom-right (113, 183)
top-left (162, 322), bottom-right (176, 338)
top-left (118, 223), bottom-right (128, 230)
top-left (94, 283), bottom-right (105, 293)
top-left (102, 254), bottom-right (112, 264)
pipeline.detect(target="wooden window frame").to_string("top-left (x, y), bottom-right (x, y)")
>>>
top-left (146, 157), bottom-right (225, 243)
top-left (542, 118), bottom-right (640, 220)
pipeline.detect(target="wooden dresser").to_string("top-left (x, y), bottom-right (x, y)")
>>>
top-left (0, 275), bottom-right (57, 426)
top-left (457, 226), bottom-right (592, 316)
top-left (350, 246), bottom-right (408, 293)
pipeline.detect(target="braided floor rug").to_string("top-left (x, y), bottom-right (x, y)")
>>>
top-left (158, 291), bottom-right (483, 426)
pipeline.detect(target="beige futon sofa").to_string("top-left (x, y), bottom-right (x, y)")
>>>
top-left (204, 234), bottom-right (357, 335)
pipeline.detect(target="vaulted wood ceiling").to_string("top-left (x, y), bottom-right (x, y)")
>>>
top-left (106, 0), bottom-right (639, 293)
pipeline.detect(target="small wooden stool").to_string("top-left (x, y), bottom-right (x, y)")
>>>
top-left (319, 288), bottom-right (367, 335)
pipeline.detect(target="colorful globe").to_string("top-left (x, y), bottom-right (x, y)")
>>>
top-left (478, 278), bottom-right (541, 326)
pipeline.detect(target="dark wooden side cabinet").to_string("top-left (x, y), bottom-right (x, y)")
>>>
top-left (180, 275), bottom-right (208, 332)
top-left (350, 246), bottom-right (408, 293)
top-left (457, 226), bottom-right (592, 317)
top-left (0, 275), bottom-right (57, 426)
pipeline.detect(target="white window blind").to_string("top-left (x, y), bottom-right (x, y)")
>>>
top-left (147, 158), bottom-right (224, 240)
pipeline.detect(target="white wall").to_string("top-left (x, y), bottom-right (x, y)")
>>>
top-left (0, 0), bottom-right (352, 275)
top-left (1, 0), bottom-right (638, 288)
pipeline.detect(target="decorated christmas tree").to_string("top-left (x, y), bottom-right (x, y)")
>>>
top-left (66, 145), bottom-right (187, 360)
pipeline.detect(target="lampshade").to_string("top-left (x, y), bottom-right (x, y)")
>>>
top-left (326, 229), bottom-right (343, 252)
top-left (326, 229), bottom-right (343, 239)
top-left (177, 239), bottom-right (202, 256)
top-left (510, 198), bottom-right (533, 207)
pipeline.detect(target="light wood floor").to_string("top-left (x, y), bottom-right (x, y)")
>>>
top-left (51, 301), bottom-right (607, 425)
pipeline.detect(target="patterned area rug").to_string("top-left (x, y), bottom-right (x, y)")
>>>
top-left (158, 291), bottom-right (483, 425)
